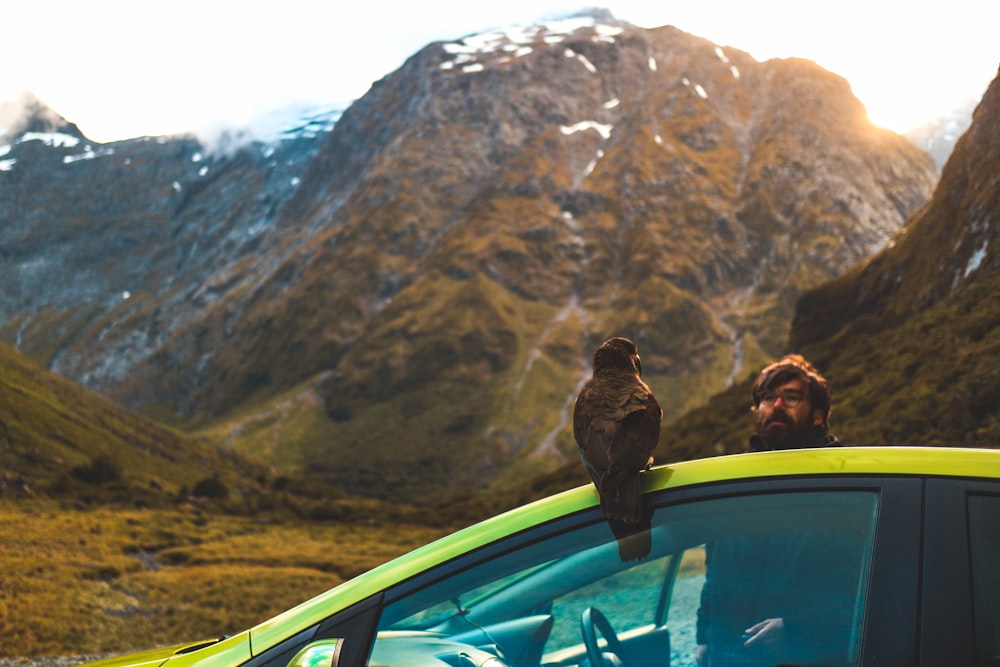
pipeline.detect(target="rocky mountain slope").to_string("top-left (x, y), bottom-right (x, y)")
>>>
top-left (1, 12), bottom-right (937, 503)
top-left (665, 66), bottom-right (1000, 459)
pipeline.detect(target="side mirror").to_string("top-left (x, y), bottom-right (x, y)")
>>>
top-left (286, 639), bottom-right (342, 667)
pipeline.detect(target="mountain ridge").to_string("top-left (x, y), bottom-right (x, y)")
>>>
top-left (2, 13), bottom-right (939, 503)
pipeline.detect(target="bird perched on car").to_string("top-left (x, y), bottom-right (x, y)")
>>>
top-left (574, 337), bottom-right (663, 532)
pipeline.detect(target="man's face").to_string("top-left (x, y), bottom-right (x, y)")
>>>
top-left (754, 377), bottom-right (823, 449)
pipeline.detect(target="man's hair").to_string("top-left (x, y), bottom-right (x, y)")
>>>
top-left (751, 354), bottom-right (832, 428)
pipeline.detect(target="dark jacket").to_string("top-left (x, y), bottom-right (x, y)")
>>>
top-left (695, 526), bottom-right (859, 667)
top-left (747, 427), bottom-right (841, 452)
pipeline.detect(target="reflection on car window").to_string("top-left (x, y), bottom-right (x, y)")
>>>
top-left (968, 494), bottom-right (1000, 665)
top-left (665, 546), bottom-right (706, 661)
top-left (369, 490), bottom-right (877, 667)
top-left (689, 493), bottom-right (877, 667)
top-left (547, 555), bottom-right (673, 650)
top-left (395, 563), bottom-right (557, 629)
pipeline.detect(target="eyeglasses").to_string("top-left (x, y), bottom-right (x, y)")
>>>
top-left (757, 389), bottom-right (806, 408)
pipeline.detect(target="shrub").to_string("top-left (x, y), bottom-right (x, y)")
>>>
top-left (71, 454), bottom-right (125, 485)
top-left (191, 476), bottom-right (229, 500)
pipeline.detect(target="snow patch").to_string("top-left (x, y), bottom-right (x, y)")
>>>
top-left (594, 24), bottom-right (623, 40)
top-left (441, 13), bottom-right (621, 73)
top-left (560, 121), bottom-right (613, 139)
top-left (63, 146), bottom-right (115, 164)
top-left (562, 210), bottom-right (582, 235)
top-left (20, 131), bottom-right (80, 148)
top-left (565, 48), bottom-right (597, 73)
top-left (965, 241), bottom-right (989, 277)
top-left (714, 45), bottom-right (740, 77)
top-left (682, 78), bottom-right (709, 99)
top-left (577, 54), bottom-right (597, 72)
top-left (582, 149), bottom-right (604, 178)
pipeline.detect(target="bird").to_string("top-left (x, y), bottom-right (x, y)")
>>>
top-left (573, 337), bottom-right (663, 533)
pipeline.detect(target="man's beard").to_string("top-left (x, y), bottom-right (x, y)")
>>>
top-left (756, 411), bottom-right (812, 449)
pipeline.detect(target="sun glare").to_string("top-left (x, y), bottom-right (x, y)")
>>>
top-left (857, 87), bottom-right (943, 135)
top-left (852, 68), bottom-right (990, 135)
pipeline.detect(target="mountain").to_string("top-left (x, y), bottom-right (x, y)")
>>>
top-left (905, 97), bottom-right (978, 171)
top-left (0, 96), bottom-right (338, 408)
top-left (666, 66), bottom-right (1000, 458)
top-left (1, 12), bottom-right (937, 504)
top-left (0, 338), bottom-right (264, 505)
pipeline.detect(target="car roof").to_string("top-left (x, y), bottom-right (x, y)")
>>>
top-left (249, 446), bottom-right (1000, 650)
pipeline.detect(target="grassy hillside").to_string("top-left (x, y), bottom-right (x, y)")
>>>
top-left (0, 342), bottom-right (574, 658)
top-left (0, 341), bottom-right (446, 523)
top-left (800, 264), bottom-right (1000, 446)
top-left (663, 264), bottom-right (1000, 457)
top-left (0, 341), bottom-right (268, 506)
top-left (667, 261), bottom-right (1000, 457)
top-left (0, 501), bottom-right (446, 657)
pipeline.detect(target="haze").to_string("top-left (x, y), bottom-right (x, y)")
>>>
top-left (3, 0), bottom-right (997, 143)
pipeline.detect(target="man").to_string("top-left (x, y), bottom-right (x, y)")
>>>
top-left (696, 355), bottom-right (844, 667)
top-left (748, 353), bottom-right (840, 451)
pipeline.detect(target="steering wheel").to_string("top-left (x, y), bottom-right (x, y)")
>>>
top-left (581, 607), bottom-right (627, 667)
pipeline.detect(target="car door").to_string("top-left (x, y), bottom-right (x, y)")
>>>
top-left (357, 475), bottom-right (920, 667)
top-left (921, 477), bottom-right (1000, 666)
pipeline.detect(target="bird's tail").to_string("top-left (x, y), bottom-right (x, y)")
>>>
top-left (599, 470), bottom-right (642, 524)
top-left (599, 471), bottom-right (651, 561)
top-left (608, 515), bottom-right (652, 562)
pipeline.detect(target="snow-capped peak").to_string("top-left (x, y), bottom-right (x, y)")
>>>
top-left (439, 8), bottom-right (625, 73)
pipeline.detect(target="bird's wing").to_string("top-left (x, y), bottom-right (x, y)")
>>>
top-left (609, 387), bottom-right (662, 468)
top-left (572, 384), bottom-right (592, 446)
top-left (574, 384), bottom-right (617, 487)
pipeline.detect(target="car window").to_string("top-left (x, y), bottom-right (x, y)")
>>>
top-left (968, 494), bottom-right (1000, 664)
top-left (545, 555), bottom-right (673, 650)
top-left (369, 489), bottom-right (878, 667)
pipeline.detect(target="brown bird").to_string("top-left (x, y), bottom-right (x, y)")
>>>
top-left (574, 337), bottom-right (663, 528)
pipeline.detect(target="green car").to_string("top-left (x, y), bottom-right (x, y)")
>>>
top-left (89, 446), bottom-right (1000, 667)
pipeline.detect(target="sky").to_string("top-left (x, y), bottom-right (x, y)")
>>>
top-left (4, 0), bottom-right (998, 144)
